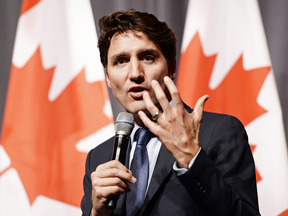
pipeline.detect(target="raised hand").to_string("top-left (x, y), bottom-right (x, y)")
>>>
top-left (138, 76), bottom-right (209, 168)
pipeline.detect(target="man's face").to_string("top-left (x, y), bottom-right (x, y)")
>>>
top-left (106, 31), bottom-right (175, 115)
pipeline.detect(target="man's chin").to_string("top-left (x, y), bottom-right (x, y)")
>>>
top-left (124, 101), bottom-right (160, 117)
top-left (125, 108), bottom-right (148, 116)
top-left (124, 102), bottom-right (146, 114)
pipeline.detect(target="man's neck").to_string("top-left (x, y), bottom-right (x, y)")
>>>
top-left (133, 111), bottom-right (153, 129)
top-left (133, 113), bottom-right (145, 127)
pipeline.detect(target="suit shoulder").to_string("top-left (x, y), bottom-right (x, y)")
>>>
top-left (184, 102), bottom-right (243, 127)
top-left (184, 102), bottom-right (245, 132)
top-left (86, 136), bottom-right (115, 169)
top-left (202, 111), bottom-right (244, 129)
top-left (89, 136), bottom-right (114, 154)
top-left (199, 111), bottom-right (248, 151)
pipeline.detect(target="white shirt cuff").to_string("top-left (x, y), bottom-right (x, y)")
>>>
top-left (173, 147), bottom-right (202, 176)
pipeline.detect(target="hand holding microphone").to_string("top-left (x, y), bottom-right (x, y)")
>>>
top-left (90, 112), bottom-right (135, 215)
top-left (106, 112), bottom-right (134, 209)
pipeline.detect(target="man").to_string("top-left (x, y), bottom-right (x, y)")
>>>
top-left (81, 10), bottom-right (260, 216)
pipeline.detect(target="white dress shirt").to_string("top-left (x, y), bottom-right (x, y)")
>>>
top-left (129, 124), bottom-right (201, 191)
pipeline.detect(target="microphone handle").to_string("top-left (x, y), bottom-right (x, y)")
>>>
top-left (106, 195), bottom-right (119, 210)
top-left (106, 134), bottom-right (130, 210)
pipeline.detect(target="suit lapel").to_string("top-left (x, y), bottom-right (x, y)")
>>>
top-left (141, 144), bottom-right (175, 211)
top-left (144, 102), bottom-right (191, 200)
top-left (140, 103), bottom-right (192, 214)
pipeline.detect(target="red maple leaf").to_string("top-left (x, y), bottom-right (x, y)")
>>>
top-left (0, 47), bottom-right (113, 206)
top-left (20, 0), bottom-right (41, 16)
top-left (279, 209), bottom-right (288, 216)
top-left (177, 32), bottom-right (270, 183)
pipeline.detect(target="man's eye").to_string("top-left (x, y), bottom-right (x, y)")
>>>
top-left (143, 55), bottom-right (154, 61)
top-left (115, 59), bottom-right (125, 65)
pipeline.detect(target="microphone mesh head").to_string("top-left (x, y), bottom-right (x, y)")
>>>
top-left (115, 112), bottom-right (134, 135)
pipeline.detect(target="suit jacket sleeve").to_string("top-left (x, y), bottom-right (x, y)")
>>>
top-left (81, 149), bottom-right (93, 216)
top-left (81, 137), bottom-right (114, 216)
top-left (178, 114), bottom-right (260, 215)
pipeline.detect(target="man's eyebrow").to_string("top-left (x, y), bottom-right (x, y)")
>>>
top-left (110, 52), bottom-right (128, 62)
top-left (109, 48), bottom-right (161, 62)
top-left (138, 48), bottom-right (161, 56)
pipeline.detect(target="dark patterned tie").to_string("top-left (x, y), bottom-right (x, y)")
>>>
top-left (126, 127), bottom-right (152, 216)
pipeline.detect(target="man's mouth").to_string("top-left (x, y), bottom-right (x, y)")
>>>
top-left (128, 86), bottom-right (147, 99)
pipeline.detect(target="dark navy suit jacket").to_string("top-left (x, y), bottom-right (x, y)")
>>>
top-left (81, 105), bottom-right (260, 216)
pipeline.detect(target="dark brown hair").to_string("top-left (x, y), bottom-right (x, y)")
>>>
top-left (98, 9), bottom-right (177, 75)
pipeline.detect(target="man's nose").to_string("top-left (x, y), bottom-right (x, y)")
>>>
top-left (129, 58), bottom-right (144, 82)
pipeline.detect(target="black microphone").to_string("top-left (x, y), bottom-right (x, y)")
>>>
top-left (106, 112), bottom-right (134, 210)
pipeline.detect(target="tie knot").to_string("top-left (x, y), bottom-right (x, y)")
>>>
top-left (134, 128), bottom-right (153, 146)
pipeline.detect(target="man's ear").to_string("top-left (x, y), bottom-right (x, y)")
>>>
top-left (169, 69), bottom-right (177, 80)
top-left (105, 69), bottom-right (111, 88)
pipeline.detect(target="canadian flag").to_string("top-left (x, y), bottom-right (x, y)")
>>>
top-left (177, 0), bottom-right (288, 216)
top-left (0, 0), bottom-right (114, 215)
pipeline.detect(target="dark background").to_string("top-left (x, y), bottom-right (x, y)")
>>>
top-left (1, 0), bottom-right (288, 146)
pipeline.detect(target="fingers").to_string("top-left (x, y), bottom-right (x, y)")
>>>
top-left (91, 160), bottom-right (136, 198)
top-left (141, 76), bottom-right (179, 117)
top-left (151, 79), bottom-right (171, 113)
top-left (143, 91), bottom-right (160, 120)
top-left (139, 76), bottom-right (209, 140)
top-left (163, 76), bottom-right (183, 109)
top-left (150, 76), bottom-right (184, 115)
top-left (139, 76), bottom-right (184, 130)
top-left (92, 173), bottom-right (132, 194)
top-left (193, 95), bottom-right (209, 119)
top-left (94, 160), bottom-right (136, 184)
top-left (91, 160), bottom-right (135, 215)
top-left (138, 76), bottom-right (209, 170)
